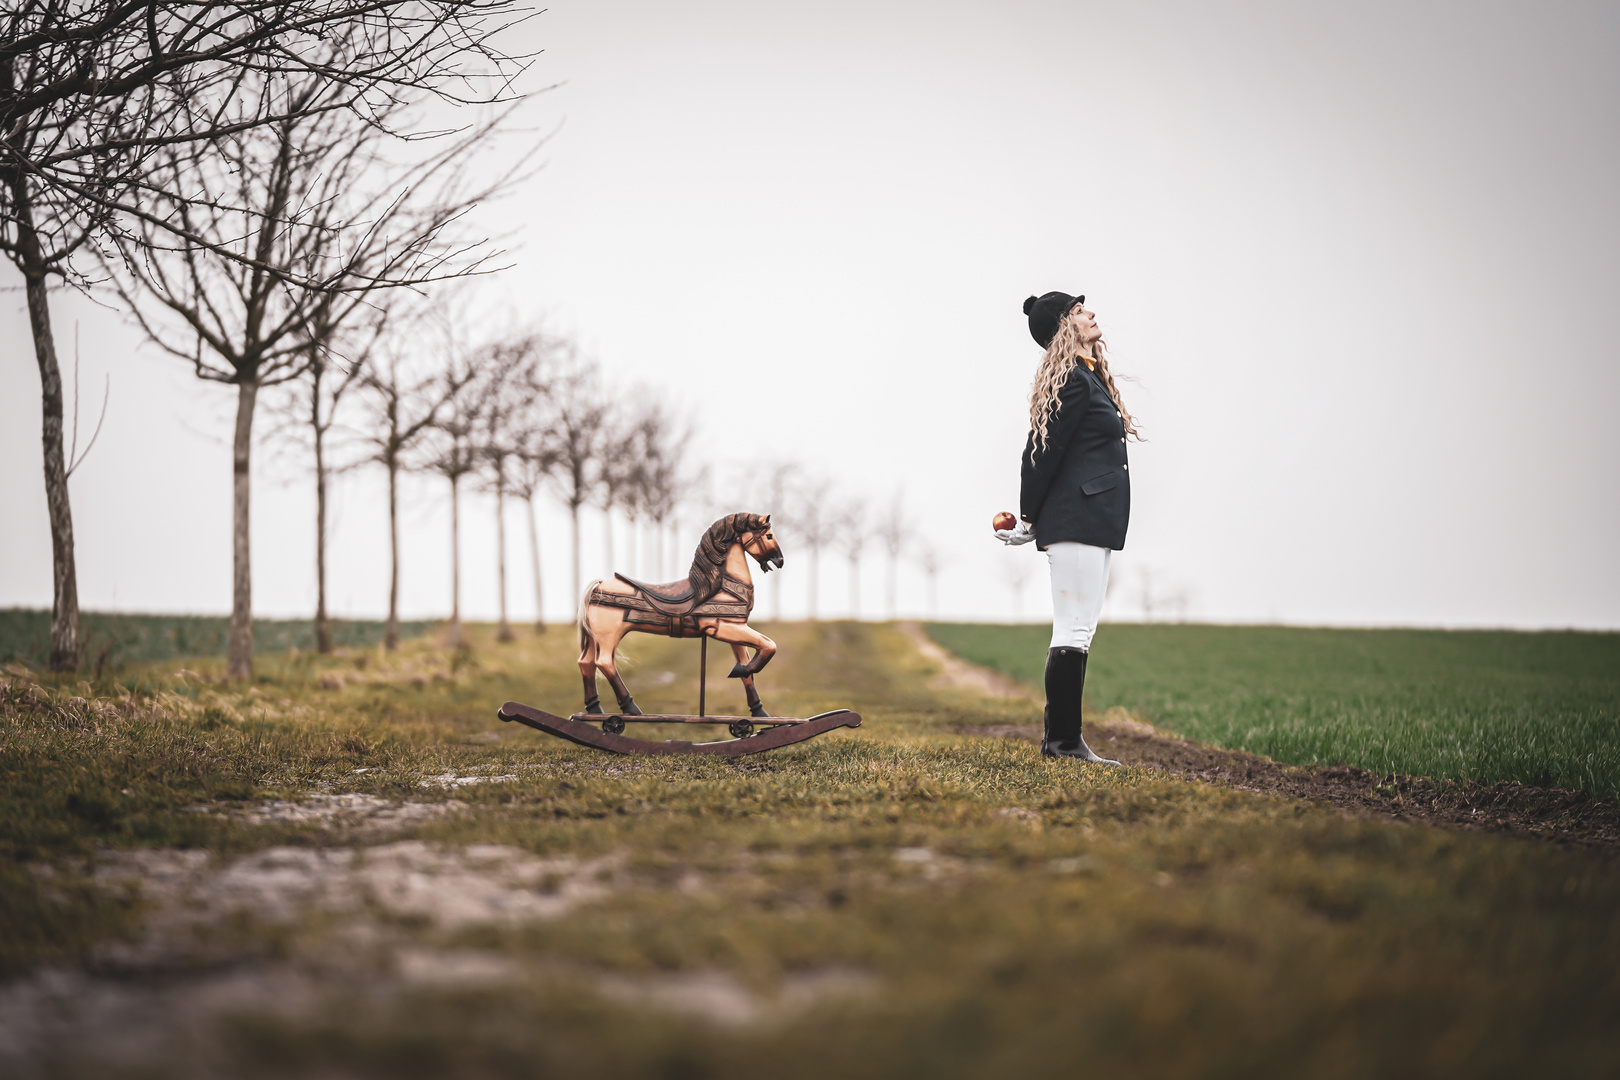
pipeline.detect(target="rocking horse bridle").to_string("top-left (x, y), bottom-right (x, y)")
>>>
top-left (739, 529), bottom-right (780, 570)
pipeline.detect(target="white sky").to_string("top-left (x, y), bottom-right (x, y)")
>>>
top-left (3, 0), bottom-right (1618, 628)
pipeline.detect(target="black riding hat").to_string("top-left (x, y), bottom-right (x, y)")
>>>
top-left (1023, 291), bottom-right (1085, 349)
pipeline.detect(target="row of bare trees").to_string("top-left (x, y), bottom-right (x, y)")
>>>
top-left (728, 464), bottom-right (940, 623)
top-left (4, 4), bottom-right (940, 660)
top-left (259, 313), bottom-right (706, 668)
top-left (3, 0), bottom-right (531, 672)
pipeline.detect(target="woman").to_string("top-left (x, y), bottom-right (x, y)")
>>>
top-left (995, 291), bottom-right (1138, 763)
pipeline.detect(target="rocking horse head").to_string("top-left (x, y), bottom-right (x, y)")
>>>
top-left (740, 514), bottom-right (784, 573)
top-left (692, 514), bottom-right (782, 595)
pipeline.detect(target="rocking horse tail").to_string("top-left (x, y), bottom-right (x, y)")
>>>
top-left (578, 580), bottom-right (604, 654)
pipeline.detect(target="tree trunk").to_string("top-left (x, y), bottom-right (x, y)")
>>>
top-left (386, 450), bottom-right (400, 650)
top-left (848, 554), bottom-right (859, 620)
top-left (495, 473), bottom-right (512, 642)
top-left (526, 496), bottom-right (545, 633)
top-left (808, 548), bottom-right (820, 621)
top-left (228, 379), bottom-right (258, 680)
top-left (313, 391), bottom-right (331, 654)
top-left (449, 473), bottom-right (463, 648)
top-left (887, 554), bottom-right (898, 620)
top-left (570, 501), bottom-right (582, 611)
top-left (16, 188), bottom-right (79, 672)
top-left (771, 530), bottom-right (782, 622)
top-left (601, 504), bottom-right (614, 577)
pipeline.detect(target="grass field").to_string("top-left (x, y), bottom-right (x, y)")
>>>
top-left (0, 608), bottom-right (435, 671)
top-left (926, 622), bottom-right (1620, 800)
top-left (2, 619), bottom-right (1618, 1078)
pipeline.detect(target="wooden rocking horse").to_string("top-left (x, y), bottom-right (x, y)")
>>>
top-left (497, 513), bottom-right (862, 756)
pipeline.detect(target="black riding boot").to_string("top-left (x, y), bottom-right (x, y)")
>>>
top-left (1041, 647), bottom-right (1121, 765)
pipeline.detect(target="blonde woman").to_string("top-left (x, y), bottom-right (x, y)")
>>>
top-left (995, 292), bottom-right (1137, 763)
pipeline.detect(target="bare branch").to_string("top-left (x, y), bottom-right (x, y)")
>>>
top-left (63, 323), bottom-right (110, 478)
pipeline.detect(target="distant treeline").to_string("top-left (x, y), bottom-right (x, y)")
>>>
top-left (0, 610), bottom-right (435, 672)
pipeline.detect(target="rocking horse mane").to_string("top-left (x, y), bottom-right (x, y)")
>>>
top-left (686, 513), bottom-right (766, 600)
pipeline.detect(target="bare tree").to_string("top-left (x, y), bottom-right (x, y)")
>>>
top-left (102, 72), bottom-right (509, 677)
top-left (473, 334), bottom-right (542, 643)
top-left (741, 460), bottom-right (798, 620)
top-left (918, 544), bottom-right (943, 622)
top-left (359, 334), bottom-right (464, 651)
top-left (618, 409), bottom-right (653, 579)
top-left (1, 0), bottom-right (528, 671)
top-left (838, 496), bottom-right (868, 620)
top-left (637, 405), bottom-right (700, 582)
top-left (307, 345), bottom-right (368, 654)
top-left (509, 357), bottom-right (561, 632)
top-left (594, 403), bottom-right (634, 582)
top-left (547, 353), bottom-right (606, 607)
top-left (875, 488), bottom-right (908, 620)
top-left (783, 474), bottom-right (834, 621)
top-left (420, 353), bottom-right (483, 648)
top-left (262, 310), bottom-right (375, 653)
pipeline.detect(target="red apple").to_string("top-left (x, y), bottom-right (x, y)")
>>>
top-left (992, 511), bottom-right (1017, 532)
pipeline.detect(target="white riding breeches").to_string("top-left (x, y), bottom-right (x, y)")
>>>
top-left (1047, 542), bottom-right (1111, 652)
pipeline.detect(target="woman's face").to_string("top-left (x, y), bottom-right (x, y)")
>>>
top-left (1069, 304), bottom-right (1102, 346)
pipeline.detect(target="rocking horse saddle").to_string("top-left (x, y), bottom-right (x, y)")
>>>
top-left (614, 573), bottom-right (708, 616)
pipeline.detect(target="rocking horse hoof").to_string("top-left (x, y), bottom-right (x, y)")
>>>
top-left (728, 720), bottom-right (755, 739)
top-left (727, 663), bottom-right (752, 679)
top-left (618, 698), bottom-right (644, 716)
top-left (602, 716), bottom-right (626, 735)
top-left (749, 704), bottom-right (771, 719)
top-left (584, 700), bottom-right (605, 715)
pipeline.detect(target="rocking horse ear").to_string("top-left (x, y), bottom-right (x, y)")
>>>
top-left (763, 514), bottom-right (771, 525)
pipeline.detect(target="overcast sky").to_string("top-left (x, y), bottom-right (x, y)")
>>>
top-left (3, 0), bottom-right (1617, 629)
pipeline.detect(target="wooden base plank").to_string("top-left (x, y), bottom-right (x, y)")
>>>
top-left (498, 702), bottom-right (861, 757)
top-left (566, 713), bottom-right (809, 725)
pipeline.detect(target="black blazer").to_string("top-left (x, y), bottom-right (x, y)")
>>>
top-left (1019, 362), bottom-right (1130, 551)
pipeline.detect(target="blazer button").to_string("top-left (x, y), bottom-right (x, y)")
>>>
top-left (1122, 463), bottom-right (1128, 470)
top-left (1120, 437), bottom-right (1125, 443)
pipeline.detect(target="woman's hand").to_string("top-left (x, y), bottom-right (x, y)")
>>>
top-left (995, 521), bottom-right (1035, 546)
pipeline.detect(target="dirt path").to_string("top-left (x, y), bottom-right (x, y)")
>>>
top-left (901, 621), bottom-right (1040, 701)
top-left (901, 623), bottom-right (1620, 853)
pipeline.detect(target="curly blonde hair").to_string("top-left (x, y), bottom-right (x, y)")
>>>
top-left (1029, 308), bottom-right (1138, 456)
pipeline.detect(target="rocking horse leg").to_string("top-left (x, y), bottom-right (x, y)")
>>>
top-left (577, 653), bottom-right (604, 716)
top-left (594, 644), bottom-right (643, 715)
top-left (710, 622), bottom-right (777, 679)
top-left (580, 675), bottom-right (604, 715)
top-left (729, 642), bottom-right (770, 718)
top-left (578, 612), bottom-right (605, 715)
top-left (603, 669), bottom-right (642, 715)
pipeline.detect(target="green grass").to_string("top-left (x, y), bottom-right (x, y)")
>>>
top-left (926, 622), bottom-right (1620, 798)
top-left (0, 608), bottom-right (435, 671)
top-left (2, 622), bottom-right (1617, 1077)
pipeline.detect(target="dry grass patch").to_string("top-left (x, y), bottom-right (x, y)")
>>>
top-left (1, 622), bottom-right (1617, 1078)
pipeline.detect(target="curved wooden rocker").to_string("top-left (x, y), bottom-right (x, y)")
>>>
top-left (497, 700), bottom-right (863, 758)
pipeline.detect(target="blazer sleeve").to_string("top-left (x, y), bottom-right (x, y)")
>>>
top-left (1019, 372), bottom-right (1090, 524)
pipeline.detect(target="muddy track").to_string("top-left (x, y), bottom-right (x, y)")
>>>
top-left (901, 624), bottom-right (1620, 853)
